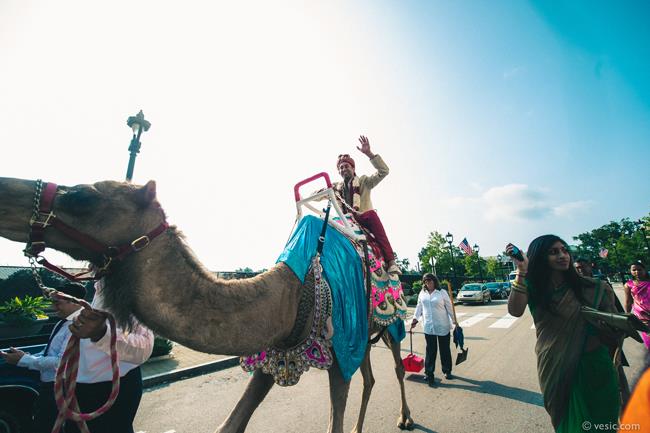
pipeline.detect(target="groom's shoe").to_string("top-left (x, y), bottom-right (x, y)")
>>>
top-left (387, 261), bottom-right (402, 275)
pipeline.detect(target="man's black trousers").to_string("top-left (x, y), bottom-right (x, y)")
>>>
top-left (64, 366), bottom-right (142, 433)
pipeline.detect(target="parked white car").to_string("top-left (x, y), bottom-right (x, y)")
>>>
top-left (457, 283), bottom-right (491, 304)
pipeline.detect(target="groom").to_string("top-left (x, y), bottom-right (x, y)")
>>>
top-left (334, 135), bottom-right (400, 275)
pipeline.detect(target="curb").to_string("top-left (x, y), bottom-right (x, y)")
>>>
top-left (143, 356), bottom-right (240, 388)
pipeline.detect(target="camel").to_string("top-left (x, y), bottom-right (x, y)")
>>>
top-left (0, 177), bottom-right (414, 433)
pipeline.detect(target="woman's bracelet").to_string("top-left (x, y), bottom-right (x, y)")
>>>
top-left (515, 271), bottom-right (527, 277)
top-left (512, 279), bottom-right (527, 288)
top-left (511, 280), bottom-right (528, 295)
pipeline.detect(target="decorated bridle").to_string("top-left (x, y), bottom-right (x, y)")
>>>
top-left (24, 179), bottom-right (169, 286)
top-left (22, 179), bottom-right (168, 433)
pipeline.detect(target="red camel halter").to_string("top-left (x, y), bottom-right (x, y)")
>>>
top-left (24, 179), bottom-right (169, 281)
top-left (23, 179), bottom-right (168, 433)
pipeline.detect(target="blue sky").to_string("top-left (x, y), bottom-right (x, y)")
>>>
top-left (0, 1), bottom-right (648, 271)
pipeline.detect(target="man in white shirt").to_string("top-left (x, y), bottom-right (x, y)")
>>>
top-left (410, 273), bottom-right (457, 386)
top-left (0, 282), bottom-right (87, 433)
top-left (65, 278), bottom-right (154, 433)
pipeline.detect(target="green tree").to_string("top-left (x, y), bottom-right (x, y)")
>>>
top-left (461, 254), bottom-right (496, 279)
top-left (235, 267), bottom-right (254, 273)
top-left (573, 214), bottom-right (650, 277)
top-left (394, 253), bottom-right (411, 273)
top-left (484, 257), bottom-right (499, 279)
top-left (463, 254), bottom-right (480, 277)
top-left (417, 231), bottom-right (465, 278)
top-left (489, 257), bottom-right (511, 280)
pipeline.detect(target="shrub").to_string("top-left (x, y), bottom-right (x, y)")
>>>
top-left (406, 294), bottom-right (419, 307)
top-left (0, 295), bottom-right (50, 324)
top-left (150, 335), bottom-right (174, 358)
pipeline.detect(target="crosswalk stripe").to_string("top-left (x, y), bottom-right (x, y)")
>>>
top-left (459, 313), bottom-right (492, 327)
top-left (489, 314), bottom-right (518, 328)
top-left (406, 311), bottom-right (536, 330)
top-left (404, 311), bottom-right (468, 325)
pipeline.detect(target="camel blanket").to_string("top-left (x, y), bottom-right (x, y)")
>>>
top-left (277, 215), bottom-right (406, 381)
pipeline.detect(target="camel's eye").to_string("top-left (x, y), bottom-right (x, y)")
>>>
top-left (57, 186), bottom-right (100, 214)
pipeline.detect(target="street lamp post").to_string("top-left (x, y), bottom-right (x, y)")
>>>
top-left (610, 241), bottom-right (627, 284)
top-left (497, 254), bottom-right (504, 281)
top-left (473, 244), bottom-right (483, 281)
top-left (445, 232), bottom-right (457, 289)
top-left (125, 110), bottom-right (152, 182)
top-left (636, 219), bottom-right (650, 263)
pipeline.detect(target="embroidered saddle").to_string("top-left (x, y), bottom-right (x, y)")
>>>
top-left (241, 214), bottom-right (407, 386)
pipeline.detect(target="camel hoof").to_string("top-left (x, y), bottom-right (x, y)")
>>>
top-left (397, 416), bottom-right (414, 431)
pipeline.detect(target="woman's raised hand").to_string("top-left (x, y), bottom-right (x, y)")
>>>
top-left (505, 243), bottom-right (528, 274)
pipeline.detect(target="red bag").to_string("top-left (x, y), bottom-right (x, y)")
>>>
top-left (402, 331), bottom-right (424, 373)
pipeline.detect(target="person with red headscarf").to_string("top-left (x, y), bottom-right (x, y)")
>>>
top-left (335, 135), bottom-right (400, 274)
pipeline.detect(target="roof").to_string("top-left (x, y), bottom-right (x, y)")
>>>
top-left (0, 266), bottom-right (89, 280)
top-left (0, 266), bottom-right (25, 280)
top-left (0, 266), bottom-right (256, 281)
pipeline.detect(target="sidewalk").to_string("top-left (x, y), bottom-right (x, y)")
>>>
top-left (141, 344), bottom-right (239, 388)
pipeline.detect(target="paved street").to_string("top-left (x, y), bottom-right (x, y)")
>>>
top-left (134, 286), bottom-right (647, 433)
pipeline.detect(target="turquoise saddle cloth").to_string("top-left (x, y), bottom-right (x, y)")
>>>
top-left (277, 215), bottom-right (405, 381)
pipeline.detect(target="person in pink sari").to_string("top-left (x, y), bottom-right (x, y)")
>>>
top-left (624, 261), bottom-right (650, 349)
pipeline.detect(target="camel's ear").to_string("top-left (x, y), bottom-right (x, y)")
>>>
top-left (136, 180), bottom-right (157, 207)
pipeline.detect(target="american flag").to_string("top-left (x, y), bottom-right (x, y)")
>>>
top-left (599, 248), bottom-right (609, 259)
top-left (458, 238), bottom-right (473, 255)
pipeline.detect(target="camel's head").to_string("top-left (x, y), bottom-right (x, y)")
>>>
top-left (0, 177), bottom-right (163, 264)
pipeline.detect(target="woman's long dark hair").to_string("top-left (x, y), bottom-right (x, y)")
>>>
top-left (527, 234), bottom-right (591, 312)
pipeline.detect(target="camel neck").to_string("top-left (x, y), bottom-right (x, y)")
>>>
top-left (105, 229), bottom-right (304, 356)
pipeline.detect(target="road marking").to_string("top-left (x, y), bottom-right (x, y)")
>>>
top-left (489, 313), bottom-right (518, 328)
top-left (404, 311), bottom-right (467, 324)
top-left (459, 313), bottom-right (492, 327)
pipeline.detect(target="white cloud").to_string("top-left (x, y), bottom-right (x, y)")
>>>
top-left (446, 184), bottom-right (593, 222)
top-left (483, 184), bottom-right (550, 221)
top-left (553, 200), bottom-right (594, 217)
top-left (503, 66), bottom-right (526, 79)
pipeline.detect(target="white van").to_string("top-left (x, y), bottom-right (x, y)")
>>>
top-left (508, 271), bottom-right (517, 281)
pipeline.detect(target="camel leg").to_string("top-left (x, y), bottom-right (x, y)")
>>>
top-left (382, 332), bottom-right (414, 431)
top-left (215, 369), bottom-right (275, 433)
top-left (351, 344), bottom-right (374, 433)
top-left (328, 356), bottom-right (351, 433)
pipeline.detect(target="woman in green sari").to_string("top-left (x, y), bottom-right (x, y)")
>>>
top-left (506, 235), bottom-right (620, 433)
